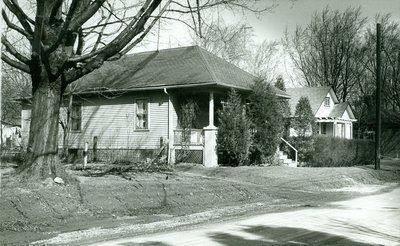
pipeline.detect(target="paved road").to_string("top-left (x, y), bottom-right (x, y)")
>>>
top-left (91, 187), bottom-right (400, 246)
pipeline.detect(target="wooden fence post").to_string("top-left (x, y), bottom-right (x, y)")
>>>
top-left (84, 142), bottom-right (88, 169)
top-left (93, 136), bottom-right (98, 162)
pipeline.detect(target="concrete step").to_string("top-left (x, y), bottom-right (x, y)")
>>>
top-left (278, 154), bottom-right (288, 160)
top-left (283, 158), bottom-right (292, 164)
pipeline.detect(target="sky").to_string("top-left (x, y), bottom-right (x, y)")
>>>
top-left (1, 0), bottom-right (399, 85)
top-left (132, 0), bottom-right (399, 86)
top-left (137, 0), bottom-right (400, 51)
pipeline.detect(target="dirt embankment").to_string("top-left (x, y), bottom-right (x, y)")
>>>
top-left (1, 160), bottom-right (399, 245)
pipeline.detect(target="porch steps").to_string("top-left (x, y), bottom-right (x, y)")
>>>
top-left (278, 151), bottom-right (297, 167)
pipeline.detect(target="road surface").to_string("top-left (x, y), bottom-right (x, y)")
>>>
top-left (90, 187), bottom-right (400, 246)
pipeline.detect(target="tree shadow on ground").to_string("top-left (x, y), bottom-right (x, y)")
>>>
top-left (118, 241), bottom-right (170, 246)
top-left (209, 225), bottom-right (375, 246)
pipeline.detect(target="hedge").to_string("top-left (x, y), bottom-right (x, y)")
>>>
top-left (283, 136), bottom-right (374, 167)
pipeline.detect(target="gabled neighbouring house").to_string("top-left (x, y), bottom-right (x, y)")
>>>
top-left (286, 86), bottom-right (357, 139)
top-left (21, 45), bottom-right (289, 167)
top-left (1, 122), bottom-right (22, 149)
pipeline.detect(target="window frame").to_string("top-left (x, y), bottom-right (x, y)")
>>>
top-left (70, 103), bottom-right (82, 132)
top-left (324, 97), bottom-right (330, 107)
top-left (134, 98), bottom-right (150, 131)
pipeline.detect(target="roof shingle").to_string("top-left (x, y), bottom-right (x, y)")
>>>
top-left (72, 45), bottom-right (289, 98)
top-left (329, 102), bottom-right (349, 118)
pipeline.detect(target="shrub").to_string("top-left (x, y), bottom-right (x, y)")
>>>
top-left (292, 96), bottom-right (315, 137)
top-left (274, 76), bottom-right (286, 91)
top-left (282, 136), bottom-right (374, 167)
top-left (248, 80), bottom-right (283, 164)
top-left (282, 136), bottom-right (314, 165)
top-left (178, 99), bottom-right (200, 162)
top-left (274, 77), bottom-right (291, 138)
top-left (311, 136), bottom-right (374, 167)
top-left (217, 89), bottom-right (252, 166)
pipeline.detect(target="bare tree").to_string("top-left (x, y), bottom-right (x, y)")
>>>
top-left (283, 7), bottom-right (367, 102)
top-left (245, 40), bottom-right (279, 82)
top-left (191, 20), bottom-right (254, 67)
top-left (357, 14), bottom-right (400, 125)
top-left (192, 21), bottom-right (279, 82)
top-left (1, 0), bottom-right (275, 180)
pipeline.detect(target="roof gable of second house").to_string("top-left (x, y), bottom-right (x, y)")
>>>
top-left (71, 45), bottom-right (289, 98)
top-left (286, 86), bottom-right (356, 121)
top-left (328, 102), bottom-right (355, 119)
top-left (286, 86), bottom-right (338, 116)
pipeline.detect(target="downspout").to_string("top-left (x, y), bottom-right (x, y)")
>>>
top-left (164, 88), bottom-right (173, 164)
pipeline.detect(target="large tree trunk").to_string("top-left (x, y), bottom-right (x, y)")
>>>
top-left (22, 76), bottom-right (64, 180)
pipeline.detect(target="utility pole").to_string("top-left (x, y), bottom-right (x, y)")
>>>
top-left (375, 23), bottom-right (382, 170)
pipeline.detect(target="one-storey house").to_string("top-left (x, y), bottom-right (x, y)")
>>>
top-left (21, 45), bottom-right (289, 166)
top-left (286, 86), bottom-right (357, 139)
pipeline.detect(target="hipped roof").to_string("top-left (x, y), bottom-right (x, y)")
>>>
top-left (71, 45), bottom-right (290, 98)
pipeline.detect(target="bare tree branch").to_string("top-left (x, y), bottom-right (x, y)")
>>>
top-left (3, 0), bottom-right (34, 34)
top-left (1, 52), bottom-right (30, 73)
top-left (67, 0), bottom-right (158, 63)
top-left (2, 9), bottom-right (32, 41)
top-left (1, 35), bottom-right (30, 64)
top-left (31, 0), bottom-right (45, 64)
top-left (46, 0), bottom-right (80, 54)
top-left (118, 0), bottom-right (173, 56)
top-left (68, 0), bottom-right (107, 33)
top-left (156, 15), bottom-right (197, 32)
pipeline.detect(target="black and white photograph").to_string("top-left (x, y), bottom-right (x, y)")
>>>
top-left (0, 0), bottom-right (399, 245)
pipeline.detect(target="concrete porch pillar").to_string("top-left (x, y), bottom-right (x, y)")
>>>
top-left (203, 91), bottom-right (218, 167)
top-left (165, 88), bottom-right (176, 164)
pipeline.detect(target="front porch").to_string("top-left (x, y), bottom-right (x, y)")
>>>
top-left (167, 90), bottom-right (224, 167)
top-left (316, 117), bottom-right (356, 139)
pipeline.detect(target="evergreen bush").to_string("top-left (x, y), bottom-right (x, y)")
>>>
top-left (248, 80), bottom-right (283, 164)
top-left (217, 89), bottom-right (252, 166)
top-left (292, 96), bottom-right (316, 137)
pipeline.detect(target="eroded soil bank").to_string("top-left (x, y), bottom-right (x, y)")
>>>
top-left (1, 160), bottom-right (399, 245)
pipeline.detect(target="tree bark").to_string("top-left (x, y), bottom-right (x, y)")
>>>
top-left (22, 75), bottom-right (64, 180)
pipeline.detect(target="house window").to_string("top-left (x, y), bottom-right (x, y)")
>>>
top-left (71, 103), bottom-right (82, 131)
top-left (135, 99), bottom-right (149, 130)
top-left (324, 97), bottom-right (330, 107)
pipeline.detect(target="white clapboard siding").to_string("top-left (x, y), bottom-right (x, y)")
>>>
top-left (58, 91), bottom-right (169, 150)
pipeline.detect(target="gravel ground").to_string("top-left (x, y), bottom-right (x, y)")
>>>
top-left (0, 159), bottom-right (399, 245)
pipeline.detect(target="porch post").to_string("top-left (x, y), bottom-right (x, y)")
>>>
top-left (208, 91), bottom-right (215, 127)
top-left (318, 122), bottom-right (322, 135)
top-left (203, 91), bottom-right (218, 167)
top-left (333, 120), bottom-right (337, 137)
top-left (350, 123), bottom-right (353, 139)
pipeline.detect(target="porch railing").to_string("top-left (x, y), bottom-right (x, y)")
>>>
top-left (174, 129), bottom-right (204, 146)
top-left (281, 137), bottom-right (298, 167)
